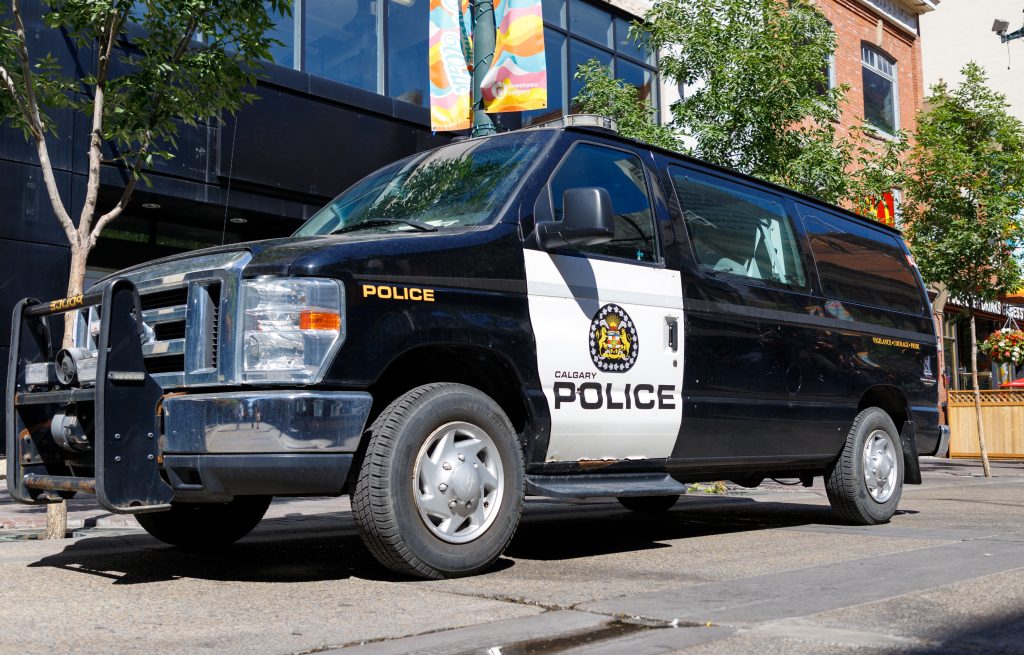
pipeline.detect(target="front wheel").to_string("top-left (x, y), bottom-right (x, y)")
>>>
top-left (352, 383), bottom-right (525, 579)
top-left (135, 495), bottom-right (271, 548)
top-left (825, 407), bottom-right (903, 525)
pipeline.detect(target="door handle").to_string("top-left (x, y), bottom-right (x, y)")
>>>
top-left (666, 317), bottom-right (679, 352)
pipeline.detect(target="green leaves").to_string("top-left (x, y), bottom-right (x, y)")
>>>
top-left (573, 0), bottom-right (906, 208)
top-left (573, 59), bottom-right (682, 153)
top-left (903, 63), bottom-right (1024, 304)
top-left (645, 0), bottom-right (840, 189)
top-left (2, 0), bottom-right (291, 174)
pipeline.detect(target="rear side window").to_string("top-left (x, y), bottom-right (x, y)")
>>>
top-left (549, 143), bottom-right (657, 262)
top-left (669, 167), bottom-right (806, 289)
top-left (802, 212), bottom-right (923, 315)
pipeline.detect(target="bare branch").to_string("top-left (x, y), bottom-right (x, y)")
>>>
top-left (11, 0), bottom-right (77, 246)
top-left (79, 7), bottom-right (126, 241)
top-left (11, 0), bottom-right (45, 135)
top-left (88, 150), bottom-right (145, 247)
top-left (0, 63), bottom-right (37, 137)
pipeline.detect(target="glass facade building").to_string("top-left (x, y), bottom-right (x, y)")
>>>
top-left (262, 0), bottom-right (658, 121)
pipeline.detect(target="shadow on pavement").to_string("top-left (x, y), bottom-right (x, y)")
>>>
top-left (25, 495), bottom-right (850, 583)
top-left (510, 495), bottom-right (844, 560)
top-left (27, 526), bottom-right (394, 585)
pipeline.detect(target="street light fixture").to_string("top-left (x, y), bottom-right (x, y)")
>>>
top-left (993, 12), bottom-right (1024, 43)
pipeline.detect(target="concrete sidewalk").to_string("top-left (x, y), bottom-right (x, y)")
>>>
top-left (0, 456), bottom-right (1019, 537)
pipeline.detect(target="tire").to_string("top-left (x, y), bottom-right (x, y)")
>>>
top-left (617, 495), bottom-right (680, 513)
top-left (135, 495), bottom-right (271, 548)
top-left (825, 407), bottom-right (904, 525)
top-left (352, 383), bottom-right (525, 579)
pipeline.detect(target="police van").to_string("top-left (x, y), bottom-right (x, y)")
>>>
top-left (6, 116), bottom-right (944, 579)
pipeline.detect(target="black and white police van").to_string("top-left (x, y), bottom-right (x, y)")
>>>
top-left (7, 115), bottom-right (944, 579)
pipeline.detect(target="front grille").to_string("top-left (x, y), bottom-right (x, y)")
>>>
top-left (84, 250), bottom-right (251, 389)
top-left (154, 322), bottom-right (186, 341)
top-left (145, 354), bottom-right (186, 374)
top-left (140, 287), bottom-right (189, 311)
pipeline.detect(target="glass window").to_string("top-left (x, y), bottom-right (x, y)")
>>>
top-left (549, 143), bottom-right (657, 262)
top-left (387, 0), bottom-right (429, 105)
top-left (616, 58), bottom-right (655, 107)
top-left (670, 167), bottom-right (806, 289)
top-left (295, 131), bottom-right (551, 235)
top-left (569, 39), bottom-right (613, 112)
top-left (615, 17), bottom-right (650, 64)
top-left (544, 0), bottom-right (566, 29)
top-left (264, 1), bottom-right (297, 69)
top-left (305, 0), bottom-right (382, 93)
top-left (862, 46), bottom-right (898, 135)
top-left (523, 29), bottom-right (566, 126)
top-left (569, 0), bottom-right (612, 47)
top-left (803, 213), bottom-right (923, 314)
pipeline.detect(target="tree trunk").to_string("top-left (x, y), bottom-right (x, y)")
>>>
top-left (970, 314), bottom-right (992, 478)
top-left (61, 245), bottom-right (89, 347)
top-left (44, 245), bottom-right (90, 540)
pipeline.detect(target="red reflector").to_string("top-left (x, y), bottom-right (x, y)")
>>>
top-left (299, 310), bottom-right (340, 331)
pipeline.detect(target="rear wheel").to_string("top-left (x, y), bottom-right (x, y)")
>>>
top-left (135, 495), bottom-right (271, 548)
top-left (352, 383), bottom-right (525, 579)
top-left (825, 407), bottom-right (903, 525)
top-left (617, 495), bottom-right (680, 513)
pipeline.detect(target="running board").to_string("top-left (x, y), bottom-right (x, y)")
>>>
top-left (525, 473), bottom-right (689, 499)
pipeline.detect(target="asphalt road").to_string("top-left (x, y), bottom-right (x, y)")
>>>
top-left (0, 458), bottom-right (1022, 655)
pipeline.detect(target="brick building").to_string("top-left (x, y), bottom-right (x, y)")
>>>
top-left (816, 0), bottom-right (936, 147)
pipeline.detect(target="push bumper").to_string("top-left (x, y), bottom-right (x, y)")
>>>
top-left (160, 391), bottom-right (372, 501)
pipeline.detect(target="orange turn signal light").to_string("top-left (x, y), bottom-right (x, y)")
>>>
top-left (299, 310), bottom-right (341, 331)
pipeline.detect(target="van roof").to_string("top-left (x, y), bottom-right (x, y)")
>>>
top-left (523, 119), bottom-right (905, 238)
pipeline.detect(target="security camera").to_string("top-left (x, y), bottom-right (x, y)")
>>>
top-left (993, 19), bottom-right (1010, 35)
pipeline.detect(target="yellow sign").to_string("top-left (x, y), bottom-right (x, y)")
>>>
top-left (872, 336), bottom-right (920, 350)
top-left (49, 294), bottom-right (84, 312)
top-left (361, 284), bottom-right (435, 302)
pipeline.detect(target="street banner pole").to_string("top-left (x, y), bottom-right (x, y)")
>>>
top-left (471, 0), bottom-right (497, 137)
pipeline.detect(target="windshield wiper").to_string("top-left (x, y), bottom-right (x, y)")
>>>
top-left (331, 218), bottom-right (439, 235)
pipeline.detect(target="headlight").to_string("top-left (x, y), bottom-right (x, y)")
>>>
top-left (242, 277), bottom-right (345, 383)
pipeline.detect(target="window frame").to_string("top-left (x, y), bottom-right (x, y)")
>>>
top-left (861, 44), bottom-right (900, 136)
top-left (667, 164), bottom-right (811, 293)
top-left (543, 139), bottom-right (664, 267)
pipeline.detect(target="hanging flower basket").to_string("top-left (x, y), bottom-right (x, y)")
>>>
top-left (979, 328), bottom-right (1024, 366)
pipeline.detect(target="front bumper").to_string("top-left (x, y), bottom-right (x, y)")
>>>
top-left (160, 390), bottom-right (372, 501)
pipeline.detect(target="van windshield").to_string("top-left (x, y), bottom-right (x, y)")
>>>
top-left (295, 131), bottom-right (551, 237)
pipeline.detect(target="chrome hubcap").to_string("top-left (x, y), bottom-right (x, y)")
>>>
top-left (863, 430), bottom-right (898, 503)
top-left (413, 421), bottom-right (504, 544)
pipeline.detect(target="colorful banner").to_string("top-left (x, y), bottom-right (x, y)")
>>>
top-left (429, 0), bottom-right (473, 131)
top-left (480, 0), bottom-right (547, 113)
top-left (430, 0), bottom-right (547, 131)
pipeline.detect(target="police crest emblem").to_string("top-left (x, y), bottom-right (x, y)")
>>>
top-left (589, 304), bottom-right (639, 372)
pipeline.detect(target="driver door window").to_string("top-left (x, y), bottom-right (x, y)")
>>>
top-left (549, 143), bottom-right (658, 262)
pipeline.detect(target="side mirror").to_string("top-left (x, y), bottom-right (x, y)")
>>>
top-left (536, 187), bottom-right (615, 251)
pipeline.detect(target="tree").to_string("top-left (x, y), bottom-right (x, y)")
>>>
top-left (641, 0), bottom-right (848, 201)
top-left (572, 59), bottom-right (682, 153)
top-left (1, 0), bottom-right (289, 537)
top-left (903, 63), bottom-right (1024, 478)
top-left (574, 0), bottom-right (906, 209)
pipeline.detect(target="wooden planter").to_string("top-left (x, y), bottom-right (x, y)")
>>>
top-left (948, 390), bottom-right (1024, 459)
